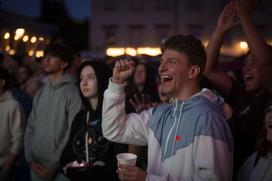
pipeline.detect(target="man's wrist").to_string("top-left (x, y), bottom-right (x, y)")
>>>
top-left (112, 77), bottom-right (125, 84)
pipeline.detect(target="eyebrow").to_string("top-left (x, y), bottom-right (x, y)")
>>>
top-left (82, 72), bottom-right (96, 75)
top-left (161, 57), bottom-right (176, 62)
top-left (80, 73), bottom-right (96, 78)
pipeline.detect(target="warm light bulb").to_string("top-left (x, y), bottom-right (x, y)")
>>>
top-left (106, 48), bottom-right (125, 57)
top-left (137, 47), bottom-right (161, 56)
top-left (28, 50), bottom-right (34, 56)
top-left (15, 28), bottom-right (25, 39)
top-left (5, 45), bottom-right (10, 52)
top-left (239, 41), bottom-right (248, 50)
top-left (9, 49), bottom-right (15, 55)
top-left (125, 48), bottom-right (137, 56)
top-left (4, 32), bottom-right (10, 39)
top-left (23, 35), bottom-right (29, 42)
top-left (31, 36), bottom-right (37, 43)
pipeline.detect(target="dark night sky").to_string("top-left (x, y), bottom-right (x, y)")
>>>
top-left (0, 0), bottom-right (91, 21)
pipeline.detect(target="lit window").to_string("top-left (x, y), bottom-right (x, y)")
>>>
top-left (129, 25), bottom-right (144, 46)
top-left (103, 25), bottom-right (118, 47)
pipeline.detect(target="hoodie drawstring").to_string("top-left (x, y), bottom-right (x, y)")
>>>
top-left (164, 99), bottom-right (178, 158)
top-left (171, 101), bottom-right (184, 156)
top-left (169, 101), bottom-right (184, 177)
top-left (85, 111), bottom-right (90, 163)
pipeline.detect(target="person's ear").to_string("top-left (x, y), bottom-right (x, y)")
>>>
top-left (188, 65), bottom-right (200, 79)
top-left (61, 62), bottom-right (68, 70)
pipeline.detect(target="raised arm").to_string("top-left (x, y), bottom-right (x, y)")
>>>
top-left (102, 60), bottom-right (151, 145)
top-left (205, 2), bottom-right (239, 96)
top-left (235, 0), bottom-right (272, 93)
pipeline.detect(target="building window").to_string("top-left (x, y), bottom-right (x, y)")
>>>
top-left (129, 25), bottom-right (144, 46)
top-left (187, 24), bottom-right (204, 38)
top-left (155, 0), bottom-right (170, 11)
top-left (129, 0), bottom-right (145, 11)
top-left (103, 0), bottom-right (118, 11)
top-left (103, 25), bottom-right (118, 47)
top-left (187, 0), bottom-right (203, 11)
top-left (156, 24), bottom-right (170, 44)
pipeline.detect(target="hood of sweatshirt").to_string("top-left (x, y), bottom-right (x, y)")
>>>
top-left (170, 88), bottom-right (224, 113)
top-left (42, 73), bottom-right (77, 89)
top-left (0, 90), bottom-right (14, 102)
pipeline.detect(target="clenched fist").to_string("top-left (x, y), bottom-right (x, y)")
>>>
top-left (112, 59), bottom-right (135, 84)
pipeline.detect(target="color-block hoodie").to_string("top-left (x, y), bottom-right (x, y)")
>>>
top-left (102, 80), bottom-right (233, 181)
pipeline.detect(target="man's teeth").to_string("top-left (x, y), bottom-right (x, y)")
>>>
top-left (161, 75), bottom-right (172, 82)
top-left (245, 75), bottom-right (252, 78)
top-left (244, 75), bottom-right (253, 81)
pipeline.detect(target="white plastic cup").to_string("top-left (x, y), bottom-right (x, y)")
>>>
top-left (116, 153), bottom-right (137, 166)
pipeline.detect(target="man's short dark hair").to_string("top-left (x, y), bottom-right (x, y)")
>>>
top-left (44, 43), bottom-right (74, 70)
top-left (161, 34), bottom-right (206, 74)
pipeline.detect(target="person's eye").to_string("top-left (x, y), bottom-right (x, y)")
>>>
top-left (159, 60), bottom-right (163, 64)
top-left (88, 75), bottom-right (96, 80)
top-left (168, 60), bottom-right (176, 64)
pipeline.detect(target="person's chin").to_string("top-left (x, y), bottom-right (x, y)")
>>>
top-left (161, 81), bottom-right (173, 90)
top-left (84, 94), bottom-right (92, 99)
top-left (266, 135), bottom-right (272, 143)
top-left (161, 89), bottom-right (172, 97)
top-left (85, 94), bottom-right (97, 99)
top-left (247, 87), bottom-right (263, 95)
top-left (43, 68), bottom-right (51, 73)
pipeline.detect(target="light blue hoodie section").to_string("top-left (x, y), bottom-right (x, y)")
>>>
top-left (151, 88), bottom-right (233, 161)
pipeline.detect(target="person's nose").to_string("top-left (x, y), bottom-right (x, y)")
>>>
top-left (81, 78), bottom-right (88, 86)
top-left (242, 61), bottom-right (252, 73)
top-left (159, 61), bottom-right (167, 74)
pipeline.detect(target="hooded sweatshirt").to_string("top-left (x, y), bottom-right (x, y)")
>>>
top-left (0, 91), bottom-right (24, 167)
top-left (24, 74), bottom-right (82, 172)
top-left (60, 61), bottom-right (120, 181)
top-left (102, 80), bottom-right (233, 181)
top-left (237, 152), bottom-right (272, 181)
